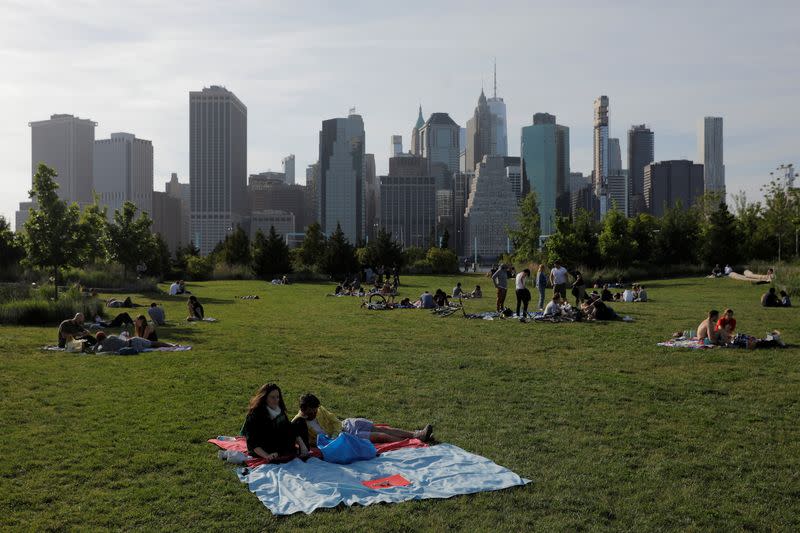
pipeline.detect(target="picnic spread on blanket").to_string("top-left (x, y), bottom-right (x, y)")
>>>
top-left (209, 437), bottom-right (529, 515)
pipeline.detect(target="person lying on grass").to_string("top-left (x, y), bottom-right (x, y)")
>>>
top-left (58, 313), bottom-right (96, 348)
top-left (695, 309), bottom-right (722, 345)
top-left (91, 331), bottom-right (174, 353)
top-left (242, 383), bottom-right (310, 461)
top-left (186, 296), bottom-right (205, 321)
top-left (292, 393), bottom-right (433, 447)
top-left (582, 293), bottom-right (619, 320)
top-left (94, 312), bottom-right (134, 329)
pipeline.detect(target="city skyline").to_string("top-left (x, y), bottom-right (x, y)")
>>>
top-left (1, 2), bottom-right (798, 226)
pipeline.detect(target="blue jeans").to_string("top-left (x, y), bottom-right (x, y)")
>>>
top-left (537, 286), bottom-right (546, 310)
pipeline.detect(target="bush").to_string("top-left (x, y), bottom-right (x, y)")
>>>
top-left (211, 262), bottom-right (255, 280)
top-left (61, 265), bottom-right (158, 292)
top-left (426, 248), bottom-right (459, 274)
top-left (186, 256), bottom-right (214, 281)
top-left (0, 286), bottom-right (105, 325)
top-left (406, 259), bottom-right (433, 275)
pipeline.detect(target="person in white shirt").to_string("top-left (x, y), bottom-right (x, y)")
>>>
top-left (550, 262), bottom-right (569, 300)
top-left (168, 281), bottom-right (180, 296)
top-left (622, 288), bottom-right (635, 302)
top-left (543, 293), bottom-right (562, 316)
top-left (723, 264), bottom-right (733, 275)
top-left (453, 282), bottom-right (465, 299)
top-left (514, 269), bottom-right (531, 322)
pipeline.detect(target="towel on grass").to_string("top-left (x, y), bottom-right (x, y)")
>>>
top-left (657, 338), bottom-right (715, 349)
top-left (42, 345), bottom-right (192, 353)
top-left (209, 435), bottom-right (426, 468)
top-left (234, 443), bottom-right (530, 515)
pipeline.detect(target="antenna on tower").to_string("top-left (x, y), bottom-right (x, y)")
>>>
top-left (493, 58), bottom-right (497, 98)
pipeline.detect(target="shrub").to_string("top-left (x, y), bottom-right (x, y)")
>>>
top-left (425, 248), bottom-right (459, 274)
top-left (61, 265), bottom-right (158, 292)
top-left (186, 256), bottom-right (214, 281)
top-left (211, 262), bottom-right (255, 280)
top-left (0, 290), bottom-right (105, 326)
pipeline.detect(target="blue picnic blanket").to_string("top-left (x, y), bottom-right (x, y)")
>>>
top-left (237, 443), bottom-right (530, 515)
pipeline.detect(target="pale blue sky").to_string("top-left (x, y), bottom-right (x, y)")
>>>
top-left (1, 0), bottom-right (798, 226)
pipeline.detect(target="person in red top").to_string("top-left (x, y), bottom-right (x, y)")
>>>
top-left (715, 308), bottom-right (737, 344)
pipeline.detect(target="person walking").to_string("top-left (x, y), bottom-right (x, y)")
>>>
top-left (491, 264), bottom-right (509, 313)
top-left (515, 268), bottom-right (532, 322)
top-left (535, 264), bottom-right (548, 311)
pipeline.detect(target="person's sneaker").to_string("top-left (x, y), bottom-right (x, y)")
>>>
top-left (420, 424), bottom-right (433, 442)
top-left (519, 317), bottom-right (526, 323)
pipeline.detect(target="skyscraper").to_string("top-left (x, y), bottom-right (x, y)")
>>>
top-left (281, 154), bottom-right (296, 185)
top-left (465, 90), bottom-right (494, 174)
top-left (29, 113), bottom-right (96, 204)
top-left (608, 138), bottom-right (622, 174)
top-left (487, 63), bottom-right (508, 157)
top-left (627, 124), bottom-right (655, 216)
top-left (379, 154), bottom-right (435, 249)
top-left (411, 106), bottom-right (425, 156)
top-left (698, 117), bottom-right (725, 193)
top-left (165, 173), bottom-right (191, 249)
top-left (643, 160), bottom-right (704, 217)
top-left (93, 132), bottom-right (154, 218)
top-left (189, 85), bottom-right (248, 255)
top-left (365, 153), bottom-right (378, 241)
top-left (418, 112), bottom-right (460, 243)
top-left (465, 156), bottom-right (520, 258)
top-left (317, 112), bottom-right (366, 243)
top-left (520, 113), bottom-right (570, 235)
top-left (391, 135), bottom-right (403, 156)
top-left (593, 96), bottom-right (609, 209)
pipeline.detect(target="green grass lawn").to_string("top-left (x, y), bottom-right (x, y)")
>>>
top-left (1, 275), bottom-right (799, 531)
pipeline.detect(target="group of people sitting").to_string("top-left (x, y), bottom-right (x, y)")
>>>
top-left (541, 291), bottom-right (620, 321)
top-left (57, 312), bottom-right (174, 353)
top-left (761, 287), bottom-right (792, 307)
top-left (598, 284), bottom-right (648, 303)
top-left (451, 283), bottom-right (482, 299)
top-left (710, 264), bottom-right (735, 277)
top-left (695, 308), bottom-right (738, 345)
top-left (241, 384), bottom-right (434, 461)
top-left (168, 280), bottom-right (190, 296)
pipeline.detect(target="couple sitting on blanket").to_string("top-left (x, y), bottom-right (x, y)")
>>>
top-left (241, 383), bottom-right (434, 462)
top-left (695, 308), bottom-right (736, 345)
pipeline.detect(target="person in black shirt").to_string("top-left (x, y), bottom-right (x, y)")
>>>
top-left (241, 383), bottom-right (309, 461)
top-left (761, 287), bottom-right (781, 307)
top-left (187, 296), bottom-right (204, 321)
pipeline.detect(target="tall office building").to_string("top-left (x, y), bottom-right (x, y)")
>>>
top-left (248, 174), bottom-right (308, 232)
top-left (465, 90), bottom-right (495, 174)
top-left (520, 113), bottom-right (570, 236)
top-left (317, 112), bottom-right (366, 243)
top-left (627, 124), bottom-right (655, 216)
top-left (93, 132), bottom-right (154, 218)
top-left (698, 117), bottom-right (725, 193)
top-left (365, 153), bottom-right (378, 241)
top-left (151, 191), bottom-right (182, 252)
top-left (593, 96), bottom-right (609, 208)
top-left (419, 112), bottom-right (460, 244)
top-left (607, 171), bottom-right (629, 216)
top-left (165, 173), bottom-right (191, 248)
top-left (29, 113), bottom-right (96, 204)
top-left (643, 160), bottom-right (704, 217)
top-left (379, 154), bottom-right (435, 248)
top-left (391, 135), bottom-right (403, 156)
top-left (608, 138), bottom-right (622, 174)
top-left (305, 162), bottom-right (319, 225)
top-left (487, 63), bottom-right (508, 157)
top-left (464, 156), bottom-right (520, 258)
top-left (189, 85), bottom-right (247, 255)
top-left (411, 106), bottom-right (425, 156)
top-left (281, 154), bottom-right (296, 185)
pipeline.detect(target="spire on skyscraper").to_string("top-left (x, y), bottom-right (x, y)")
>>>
top-left (493, 58), bottom-right (497, 99)
top-left (415, 105), bottom-right (425, 129)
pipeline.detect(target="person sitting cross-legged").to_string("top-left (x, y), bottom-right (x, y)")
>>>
top-left (242, 383), bottom-right (310, 461)
top-left (58, 313), bottom-right (96, 348)
top-left (147, 302), bottom-right (166, 326)
top-left (292, 393), bottom-right (433, 447)
top-left (696, 309), bottom-right (722, 345)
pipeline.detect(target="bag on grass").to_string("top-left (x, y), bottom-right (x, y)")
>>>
top-left (65, 339), bottom-right (85, 353)
top-left (317, 432), bottom-right (376, 464)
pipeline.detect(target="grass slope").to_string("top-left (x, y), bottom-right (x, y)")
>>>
top-left (1, 275), bottom-right (799, 531)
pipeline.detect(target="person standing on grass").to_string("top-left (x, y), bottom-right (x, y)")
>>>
top-left (571, 270), bottom-right (586, 307)
top-left (242, 383), bottom-right (310, 461)
top-left (535, 264), bottom-right (548, 311)
top-left (491, 263), bottom-right (509, 312)
top-left (550, 261), bottom-right (568, 301)
top-left (292, 393), bottom-right (433, 446)
top-left (515, 268), bottom-right (531, 322)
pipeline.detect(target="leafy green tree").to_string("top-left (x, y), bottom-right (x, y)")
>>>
top-left (219, 224), bottom-right (251, 266)
top-left (652, 202), bottom-right (700, 265)
top-left (509, 191), bottom-right (541, 262)
top-left (700, 202), bottom-right (741, 266)
top-left (106, 201), bottom-right (155, 279)
top-left (425, 247), bottom-right (459, 274)
top-left (403, 246), bottom-right (426, 265)
top-left (173, 241), bottom-right (200, 276)
top-left (545, 210), bottom-right (600, 268)
top-left (22, 163), bottom-right (85, 299)
top-left (599, 208), bottom-right (636, 267)
top-left (321, 223), bottom-right (358, 278)
top-left (629, 213), bottom-right (658, 264)
top-left (364, 228), bottom-right (404, 269)
top-left (298, 222), bottom-right (326, 267)
top-left (0, 216), bottom-right (25, 277)
top-left (762, 179), bottom-right (795, 261)
top-left (146, 233), bottom-right (173, 280)
top-left (252, 227), bottom-right (291, 280)
top-left (78, 195), bottom-right (109, 265)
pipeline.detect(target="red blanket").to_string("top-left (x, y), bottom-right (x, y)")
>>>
top-left (209, 435), bottom-right (427, 468)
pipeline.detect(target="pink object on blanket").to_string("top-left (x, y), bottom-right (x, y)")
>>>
top-left (209, 435), bottom-right (427, 467)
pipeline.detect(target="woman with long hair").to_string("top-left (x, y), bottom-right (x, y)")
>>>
top-left (133, 315), bottom-right (158, 341)
top-left (242, 383), bottom-right (309, 461)
top-left (535, 264), bottom-right (548, 311)
top-left (187, 296), bottom-right (204, 321)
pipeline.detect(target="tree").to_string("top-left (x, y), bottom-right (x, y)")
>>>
top-left (219, 224), bottom-right (251, 266)
top-left (509, 191), bottom-right (541, 262)
top-left (426, 247), bottom-right (459, 273)
top-left (545, 210), bottom-right (600, 268)
top-left (298, 222), bottom-right (326, 267)
top-left (732, 192), bottom-right (771, 261)
top-left (762, 178), bottom-right (795, 261)
top-left (106, 201), bottom-right (155, 279)
top-left (364, 227), bottom-right (404, 269)
top-left (700, 202), bottom-right (741, 266)
top-left (629, 213), bottom-right (658, 264)
top-left (146, 233), bottom-right (173, 280)
top-left (652, 202), bottom-right (700, 265)
top-left (320, 223), bottom-right (358, 278)
top-left (0, 216), bottom-right (25, 277)
top-left (22, 163), bottom-right (85, 299)
top-left (174, 241), bottom-right (200, 276)
top-left (252, 227), bottom-right (291, 280)
top-left (599, 208), bottom-right (636, 267)
top-left (78, 195), bottom-right (109, 265)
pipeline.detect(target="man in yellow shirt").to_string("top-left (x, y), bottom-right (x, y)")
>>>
top-left (292, 393), bottom-right (433, 447)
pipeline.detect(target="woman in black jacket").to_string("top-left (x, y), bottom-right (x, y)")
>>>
top-left (241, 383), bottom-right (309, 460)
